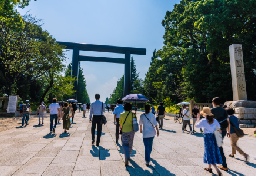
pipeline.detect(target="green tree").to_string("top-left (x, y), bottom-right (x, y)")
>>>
top-left (108, 76), bottom-right (124, 104)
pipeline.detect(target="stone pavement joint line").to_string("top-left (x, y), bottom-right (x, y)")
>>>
top-left (0, 111), bottom-right (255, 176)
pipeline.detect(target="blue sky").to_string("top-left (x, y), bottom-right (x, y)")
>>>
top-left (18, 0), bottom-right (180, 102)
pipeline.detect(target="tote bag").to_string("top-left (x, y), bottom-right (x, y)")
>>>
top-left (132, 113), bottom-right (139, 132)
top-left (214, 125), bottom-right (223, 147)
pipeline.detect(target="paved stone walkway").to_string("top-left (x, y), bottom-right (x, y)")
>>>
top-left (0, 111), bottom-right (255, 176)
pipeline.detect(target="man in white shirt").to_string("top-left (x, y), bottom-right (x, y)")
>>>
top-left (83, 103), bottom-right (87, 117)
top-left (182, 105), bottom-right (192, 134)
top-left (90, 94), bottom-right (105, 146)
top-left (113, 99), bottom-right (124, 143)
top-left (49, 98), bottom-right (60, 133)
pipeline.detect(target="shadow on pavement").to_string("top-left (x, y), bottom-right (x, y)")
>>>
top-left (33, 125), bottom-right (43, 128)
top-left (90, 146), bottom-right (101, 158)
top-left (59, 133), bottom-right (70, 138)
top-left (235, 158), bottom-right (256, 169)
top-left (82, 116), bottom-right (87, 118)
top-left (190, 132), bottom-right (204, 137)
top-left (151, 159), bottom-right (175, 175)
top-left (43, 133), bottom-right (56, 139)
top-left (16, 126), bottom-right (23, 129)
top-left (160, 129), bottom-right (176, 133)
top-left (95, 131), bottom-right (105, 135)
top-left (99, 146), bottom-right (110, 160)
top-left (117, 143), bottom-right (136, 157)
top-left (226, 169), bottom-right (245, 176)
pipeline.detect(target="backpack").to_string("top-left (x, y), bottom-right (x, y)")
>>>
top-left (22, 104), bottom-right (30, 113)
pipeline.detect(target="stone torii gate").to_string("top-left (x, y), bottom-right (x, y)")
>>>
top-left (57, 42), bottom-right (146, 99)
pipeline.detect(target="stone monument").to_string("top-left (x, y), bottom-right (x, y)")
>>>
top-left (225, 44), bottom-right (256, 127)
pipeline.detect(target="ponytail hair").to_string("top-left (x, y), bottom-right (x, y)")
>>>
top-left (206, 114), bottom-right (214, 125)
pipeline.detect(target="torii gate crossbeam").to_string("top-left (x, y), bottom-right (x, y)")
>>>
top-left (57, 42), bottom-right (146, 99)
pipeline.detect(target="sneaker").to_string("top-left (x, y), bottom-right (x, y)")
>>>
top-left (146, 162), bottom-right (150, 166)
top-left (218, 166), bottom-right (228, 171)
top-left (182, 130), bottom-right (184, 133)
top-left (229, 154), bottom-right (234, 157)
top-left (96, 143), bottom-right (99, 146)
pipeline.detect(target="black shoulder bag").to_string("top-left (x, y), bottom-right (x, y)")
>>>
top-left (230, 120), bottom-right (244, 138)
top-left (119, 112), bottom-right (130, 135)
top-left (144, 113), bottom-right (156, 128)
top-left (100, 102), bottom-right (107, 125)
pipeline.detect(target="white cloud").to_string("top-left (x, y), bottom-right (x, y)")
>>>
top-left (102, 77), bottom-right (119, 97)
top-left (84, 74), bottom-right (97, 84)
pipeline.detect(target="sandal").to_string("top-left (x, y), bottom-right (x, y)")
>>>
top-left (204, 168), bottom-right (212, 173)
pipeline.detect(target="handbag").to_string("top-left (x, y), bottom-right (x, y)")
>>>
top-left (230, 120), bottom-right (244, 138)
top-left (214, 125), bottom-right (223, 147)
top-left (100, 102), bottom-right (107, 125)
top-left (120, 112), bottom-right (130, 135)
top-left (132, 113), bottom-right (139, 132)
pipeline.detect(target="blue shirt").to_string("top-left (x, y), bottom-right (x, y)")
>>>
top-left (229, 115), bottom-right (239, 134)
top-left (151, 107), bottom-right (155, 113)
top-left (113, 104), bottom-right (124, 118)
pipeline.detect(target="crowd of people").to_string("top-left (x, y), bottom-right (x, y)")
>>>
top-left (18, 95), bottom-right (252, 175)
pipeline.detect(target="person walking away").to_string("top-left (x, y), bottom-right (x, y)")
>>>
top-left (49, 98), bottom-right (60, 133)
top-left (226, 108), bottom-right (248, 162)
top-left (37, 102), bottom-right (46, 125)
top-left (157, 102), bottom-right (165, 129)
top-left (58, 102), bottom-right (63, 123)
top-left (195, 107), bottom-right (222, 176)
top-left (90, 94), bottom-right (105, 146)
top-left (151, 104), bottom-right (155, 115)
top-left (182, 105), bottom-right (192, 134)
top-left (19, 102), bottom-right (23, 117)
top-left (211, 97), bottom-right (229, 171)
top-left (113, 99), bottom-right (124, 143)
top-left (86, 103), bottom-right (90, 112)
top-left (69, 104), bottom-right (73, 126)
top-left (83, 103), bottom-right (87, 117)
top-left (119, 103), bottom-right (136, 166)
top-left (140, 105), bottom-right (159, 166)
top-left (62, 102), bottom-right (70, 133)
top-left (72, 102), bottom-right (77, 123)
top-left (107, 104), bottom-right (110, 112)
top-left (22, 100), bottom-right (31, 127)
top-left (192, 104), bottom-right (200, 133)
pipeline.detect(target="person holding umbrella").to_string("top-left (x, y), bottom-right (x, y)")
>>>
top-left (119, 103), bottom-right (136, 166)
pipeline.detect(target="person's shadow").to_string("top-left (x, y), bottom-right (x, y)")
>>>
top-left (159, 129), bottom-right (176, 133)
top-left (90, 146), bottom-right (100, 157)
top-left (235, 157), bottom-right (256, 169)
top-left (33, 124), bottom-right (43, 128)
top-left (59, 133), bottom-right (70, 138)
top-left (116, 143), bottom-right (136, 157)
top-left (151, 159), bottom-right (176, 175)
top-left (98, 146), bottom-right (110, 160)
top-left (190, 132), bottom-right (204, 137)
top-left (127, 159), bottom-right (158, 175)
top-left (43, 133), bottom-right (56, 139)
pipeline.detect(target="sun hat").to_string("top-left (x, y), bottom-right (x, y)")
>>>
top-left (200, 107), bottom-right (213, 117)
